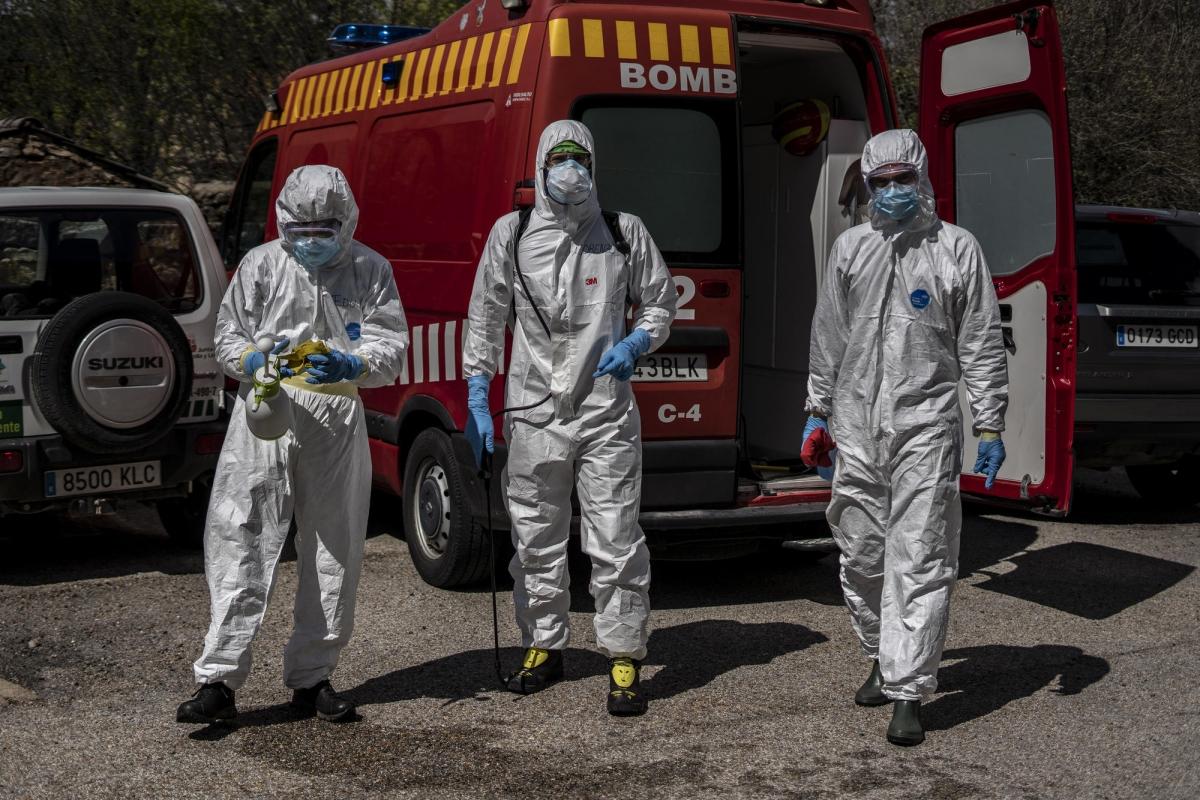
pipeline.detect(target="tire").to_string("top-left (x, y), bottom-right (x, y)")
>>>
top-left (32, 292), bottom-right (193, 454)
top-left (1125, 459), bottom-right (1200, 508)
top-left (157, 472), bottom-right (213, 548)
top-left (402, 428), bottom-right (492, 588)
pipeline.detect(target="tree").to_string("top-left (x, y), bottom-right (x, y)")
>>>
top-left (0, 0), bottom-right (463, 188)
top-left (871, 0), bottom-right (1200, 210)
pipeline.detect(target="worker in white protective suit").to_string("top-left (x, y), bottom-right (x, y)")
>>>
top-left (462, 120), bottom-right (677, 716)
top-left (802, 130), bottom-right (1009, 746)
top-left (177, 165), bottom-right (408, 726)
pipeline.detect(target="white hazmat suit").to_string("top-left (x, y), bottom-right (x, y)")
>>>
top-left (806, 130), bottom-right (1008, 701)
top-left (463, 120), bottom-right (677, 660)
top-left (193, 165), bottom-right (408, 690)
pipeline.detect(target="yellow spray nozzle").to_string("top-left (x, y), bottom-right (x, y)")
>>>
top-left (279, 339), bottom-right (331, 374)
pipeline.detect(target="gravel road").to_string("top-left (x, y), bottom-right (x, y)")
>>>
top-left (1, 469), bottom-right (1196, 799)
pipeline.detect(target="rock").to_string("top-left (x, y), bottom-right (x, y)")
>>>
top-left (0, 678), bottom-right (37, 704)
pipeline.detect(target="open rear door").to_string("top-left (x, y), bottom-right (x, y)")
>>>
top-left (919, 1), bottom-right (1076, 514)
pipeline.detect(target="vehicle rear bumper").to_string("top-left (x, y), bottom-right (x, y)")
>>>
top-left (0, 421), bottom-right (226, 514)
top-left (639, 501), bottom-right (828, 530)
top-left (1074, 395), bottom-right (1200, 466)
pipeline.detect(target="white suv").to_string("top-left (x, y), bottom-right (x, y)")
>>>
top-left (0, 187), bottom-right (228, 542)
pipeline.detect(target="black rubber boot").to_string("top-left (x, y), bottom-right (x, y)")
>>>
top-left (607, 657), bottom-right (647, 717)
top-left (886, 700), bottom-right (925, 746)
top-left (291, 680), bottom-right (356, 722)
top-left (176, 682), bottom-right (236, 724)
top-left (506, 647), bottom-right (564, 695)
top-left (854, 660), bottom-right (890, 707)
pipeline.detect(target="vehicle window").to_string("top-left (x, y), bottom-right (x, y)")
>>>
top-left (941, 31), bottom-right (1031, 97)
top-left (225, 139), bottom-right (278, 266)
top-left (955, 109), bottom-right (1056, 276)
top-left (1077, 221), bottom-right (1200, 306)
top-left (0, 208), bottom-right (202, 317)
top-left (578, 98), bottom-right (738, 266)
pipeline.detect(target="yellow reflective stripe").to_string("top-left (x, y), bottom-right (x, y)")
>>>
top-left (368, 57), bottom-right (388, 108)
top-left (391, 53), bottom-right (412, 104)
top-left (679, 25), bottom-right (701, 63)
top-left (281, 79), bottom-right (302, 124)
top-left (300, 74), bottom-right (319, 119)
top-left (312, 71), bottom-right (330, 117)
top-left (615, 20), bottom-right (637, 60)
top-left (441, 39), bottom-right (462, 94)
top-left (425, 44), bottom-right (445, 98)
top-left (648, 23), bottom-right (669, 61)
top-left (457, 36), bottom-right (478, 92)
top-left (506, 23), bottom-right (531, 84)
top-left (358, 60), bottom-right (375, 109)
top-left (473, 32), bottom-right (495, 89)
top-left (582, 19), bottom-right (604, 58)
top-left (711, 26), bottom-right (732, 66)
top-left (410, 48), bottom-right (431, 101)
top-left (332, 67), bottom-right (350, 114)
top-left (548, 17), bottom-right (570, 57)
top-left (325, 70), bottom-right (342, 116)
top-left (345, 63), bottom-right (364, 112)
top-left (489, 27), bottom-right (512, 87)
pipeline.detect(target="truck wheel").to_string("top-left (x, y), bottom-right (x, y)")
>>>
top-left (157, 472), bottom-right (213, 548)
top-left (1125, 459), bottom-right (1200, 508)
top-left (402, 428), bottom-right (492, 588)
top-left (32, 292), bottom-right (193, 454)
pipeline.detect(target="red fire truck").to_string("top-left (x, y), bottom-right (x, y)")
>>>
top-left (221, 0), bottom-right (1077, 587)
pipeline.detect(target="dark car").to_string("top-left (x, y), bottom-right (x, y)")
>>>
top-left (1074, 204), bottom-right (1200, 505)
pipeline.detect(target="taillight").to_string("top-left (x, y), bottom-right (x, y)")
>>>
top-left (0, 449), bottom-right (23, 474)
top-left (195, 434), bottom-right (225, 455)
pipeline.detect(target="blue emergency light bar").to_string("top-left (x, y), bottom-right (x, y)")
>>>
top-left (327, 23), bottom-right (430, 54)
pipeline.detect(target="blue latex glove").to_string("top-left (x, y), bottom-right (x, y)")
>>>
top-left (593, 328), bottom-right (652, 381)
top-left (465, 374), bottom-right (494, 468)
top-left (243, 337), bottom-right (292, 378)
top-left (305, 349), bottom-right (364, 384)
top-left (974, 434), bottom-right (1006, 490)
top-left (803, 415), bottom-right (827, 442)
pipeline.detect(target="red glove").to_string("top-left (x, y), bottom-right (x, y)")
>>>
top-left (801, 426), bottom-right (836, 468)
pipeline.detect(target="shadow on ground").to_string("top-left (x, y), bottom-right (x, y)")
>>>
top-left (924, 643), bottom-right (1110, 731)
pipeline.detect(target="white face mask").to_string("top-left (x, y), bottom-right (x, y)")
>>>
top-left (545, 160), bottom-right (593, 206)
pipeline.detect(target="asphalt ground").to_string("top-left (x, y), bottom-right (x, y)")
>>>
top-left (0, 468), bottom-right (1197, 800)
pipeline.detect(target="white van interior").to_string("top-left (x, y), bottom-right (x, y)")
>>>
top-left (736, 31), bottom-right (871, 485)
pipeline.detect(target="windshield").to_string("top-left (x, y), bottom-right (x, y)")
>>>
top-left (0, 207), bottom-right (203, 317)
top-left (1077, 220), bottom-right (1200, 306)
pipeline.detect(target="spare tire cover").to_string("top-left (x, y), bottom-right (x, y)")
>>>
top-left (33, 292), bottom-right (193, 454)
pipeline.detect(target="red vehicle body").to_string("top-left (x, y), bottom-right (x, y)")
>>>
top-left (222, 0), bottom-right (1077, 586)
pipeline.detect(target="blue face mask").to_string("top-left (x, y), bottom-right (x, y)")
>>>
top-left (873, 183), bottom-right (920, 221)
top-left (292, 236), bottom-right (340, 270)
top-left (545, 160), bottom-right (593, 206)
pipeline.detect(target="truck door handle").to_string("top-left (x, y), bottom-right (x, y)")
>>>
top-left (1002, 326), bottom-right (1017, 355)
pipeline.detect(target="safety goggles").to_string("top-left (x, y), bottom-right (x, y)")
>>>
top-left (282, 220), bottom-right (341, 242)
top-left (866, 166), bottom-right (918, 192)
top-left (545, 151), bottom-right (593, 171)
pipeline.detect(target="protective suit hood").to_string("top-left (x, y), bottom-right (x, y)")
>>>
top-left (861, 129), bottom-right (938, 234)
top-left (535, 120), bottom-right (601, 237)
top-left (275, 165), bottom-right (360, 268)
